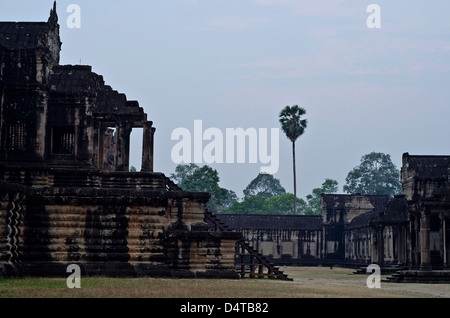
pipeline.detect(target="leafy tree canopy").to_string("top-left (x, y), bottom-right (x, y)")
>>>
top-left (171, 163), bottom-right (199, 186)
top-left (304, 179), bottom-right (339, 215)
top-left (265, 193), bottom-right (306, 215)
top-left (243, 173), bottom-right (286, 199)
top-left (343, 152), bottom-right (402, 198)
top-left (170, 164), bottom-right (237, 213)
top-left (227, 193), bottom-right (306, 215)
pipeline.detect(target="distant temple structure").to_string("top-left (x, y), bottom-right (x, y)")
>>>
top-left (218, 153), bottom-right (450, 282)
top-left (0, 3), bottom-right (241, 278)
top-left (1, 4), bottom-right (449, 283)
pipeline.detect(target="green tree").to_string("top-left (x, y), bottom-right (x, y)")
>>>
top-left (279, 105), bottom-right (308, 215)
top-left (265, 193), bottom-right (306, 215)
top-left (243, 173), bottom-right (286, 199)
top-left (305, 179), bottom-right (339, 215)
top-left (228, 195), bottom-right (266, 215)
top-left (343, 152), bottom-right (402, 198)
top-left (227, 193), bottom-right (306, 215)
top-left (170, 163), bottom-right (199, 185)
top-left (170, 164), bottom-right (237, 213)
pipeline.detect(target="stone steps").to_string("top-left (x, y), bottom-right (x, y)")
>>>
top-left (353, 264), bottom-right (407, 275)
top-left (205, 212), bottom-right (291, 281)
top-left (384, 270), bottom-right (450, 283)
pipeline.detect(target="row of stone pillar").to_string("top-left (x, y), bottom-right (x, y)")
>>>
top-left (97, 120), bottom-right (155, 172)
top-left (371, 212), bottom-right (449, 270)
top-left (411, 211), bottom-right (448, 270)
top-left (371, 224), bottom-right (409, 267)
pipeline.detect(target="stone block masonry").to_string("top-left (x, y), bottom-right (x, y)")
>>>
top-left (0, 3), bottom-right (241, 279)
top-left (0, 179), bottom-right (241, 278)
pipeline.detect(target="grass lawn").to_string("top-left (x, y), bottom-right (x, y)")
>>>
top-left (0, 266), bottom-right (449, 298)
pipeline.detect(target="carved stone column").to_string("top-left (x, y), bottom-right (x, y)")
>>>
top-left (397, 226), bottom-right (404, 266)
top-left (420, 210), bottom-right (432, 270)
top-left (411, 213), bottom-right (420, 268)
top-left (378, 226), bottom-right (384, 267)
top-left (443, 214), bottom-right (447, 268)
top-left (115, 122), bottom-right (132, 172)
top-left (371, 225), bottom-right (384, 265)
top-left (141, 121), bottom-right (155, 172)
top-left (97, 124), bottom-right (106, 169)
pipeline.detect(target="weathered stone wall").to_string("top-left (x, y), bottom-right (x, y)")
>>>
top-left (0, 179), bottom-right (240, 278)
top-left (401, 153), bottom-right (450, 201)
top-left (215, 214), bottom-right (323, 265)
top-left (401, 154), bottom-right (450, 270)
top-left (0, 185), bottom-right (25, 270)
top-left (344, 195), bottom-right (411, 267)
top-left (0, 6), bottom-right (242, 279)
top-left (320, 194), bottom-right (389, 262)
top-left (321, 194), bottom-right (389, 225)
top-left (240, 228), bottom-right (323, 264)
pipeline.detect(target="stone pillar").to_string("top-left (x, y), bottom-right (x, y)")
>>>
top-left (378, 226), bottom-right (384, 266)
top-left (370, 228), bottom-right (377, 263)
top-left (420, 210), bottom-right (432, 270)
top-left (412, 214), bottom-right (420, 268)
top-left (387, 226), bottom-right (392, 261)
top-left (35, 92), bottom-right (47, 160)
top-left (141, 121), bottom-right (155, 172)
top-left (97, 124), bottom-right (106, 169)
top-left (0, 90), bottom-right (3, 149)
top-left (443, 214), bottom-right (447, 268)
top-left (406, 222), bottom-right (412, 267)
top-left (115, 122), bottom-right (132, 172)
top-left (397, 226), bottom-right (403, 265)
top-left (372, 225), bottom-right (383, 265)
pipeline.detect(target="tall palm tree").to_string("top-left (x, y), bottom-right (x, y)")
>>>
top-left (279, 105), bottom-right (308, 215)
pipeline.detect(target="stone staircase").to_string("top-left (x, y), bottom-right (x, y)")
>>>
top-left (205, 212), bottom-right (291, 281)
top-left (353, 264), bottom-right (450, 283)
top-left (353, 264), bottom-right (407, 275)
top-left (384, 270), bottom-right (450, 283)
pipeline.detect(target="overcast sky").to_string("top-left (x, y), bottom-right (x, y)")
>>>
top-left (2, 1), bottom-right (450, 199)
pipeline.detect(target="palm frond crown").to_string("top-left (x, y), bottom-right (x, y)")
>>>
top-left (279, 105), bottom-right (308, 142)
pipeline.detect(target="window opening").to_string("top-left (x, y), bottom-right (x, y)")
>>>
top-left (52, 126), bottom-right (75, 155)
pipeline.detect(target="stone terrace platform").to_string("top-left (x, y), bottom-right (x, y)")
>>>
top-left (385, 270), bottom-right (450, 283)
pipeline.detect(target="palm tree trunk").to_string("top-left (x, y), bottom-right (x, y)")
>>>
top-left (292, 141), bottom-right (297, 215)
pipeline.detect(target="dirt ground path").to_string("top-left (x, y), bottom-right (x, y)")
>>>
top-left (292, 277), bottom-right (450, 298)
top-left (285, 267), bottom-right (450, 298)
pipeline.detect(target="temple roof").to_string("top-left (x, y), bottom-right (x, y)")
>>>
top-left (347, 195), bottom-right (409, 229)
top-left (402, 153), bottom-right (450, 180)
top-left (0, 1), bottom-right (58, 50)
top-left (321, 194), bottom-right (389, 211)
top-left (48, 65), bottom-right (147, 125)
top-left (216, 214), bottom-right (323, 231)
top-left (0, 22), bottom-right (47, 49)
top-left (346, 208), bottom-right (382, 230)
top-left (49, 65), bottom-right (105, 93)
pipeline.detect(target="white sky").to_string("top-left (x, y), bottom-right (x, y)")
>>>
top-left (2, 1), bottom-right (450, 199)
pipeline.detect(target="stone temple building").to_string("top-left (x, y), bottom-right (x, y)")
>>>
top-left (0, 3), bottom-right (241, 278)
top-left (1, 4), bottom-right (449, 283)
top-left (218, 153), bottom-right (450, 281)
top-left (218, 194), bottom-right (393, 267)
